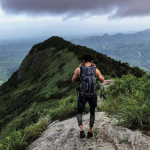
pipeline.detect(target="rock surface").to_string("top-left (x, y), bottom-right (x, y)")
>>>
top-left (27, 112), bottom-right (150, 150)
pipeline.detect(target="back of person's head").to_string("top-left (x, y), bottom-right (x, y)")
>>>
top-left (83, 55), bottom-right (93, 62)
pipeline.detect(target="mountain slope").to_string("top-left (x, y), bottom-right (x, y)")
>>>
top-left (0, 36), bottom-right (145, 140)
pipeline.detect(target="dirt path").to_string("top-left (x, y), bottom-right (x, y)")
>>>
top-left (103, 79), bottom-right (114, 89)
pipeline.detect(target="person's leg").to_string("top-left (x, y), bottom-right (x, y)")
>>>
top-left (77, 108), bottom-right (84, 131)
top-left (86, 108), bottom-right (95, 138)
top-left (87, 96), bottom-right (97, 138)
top-left (77, 95), bottom-right (86, 138)
top-left (89, 108), bottom-right (95, 132)
top-left (77, 108), bottom-right (86, 138)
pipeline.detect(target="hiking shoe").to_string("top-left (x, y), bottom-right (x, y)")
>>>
top-left (87, 131), bottom-right (93, 138)
top-left (80, 131), bottom-right (85, 138)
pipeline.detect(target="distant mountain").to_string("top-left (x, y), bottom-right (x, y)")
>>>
top-left (0, 36), bottom-right (145, 142)
top-left (0, 41), bottom-right (38, 84)
top-left (71, 29), bottom-right (150, 73)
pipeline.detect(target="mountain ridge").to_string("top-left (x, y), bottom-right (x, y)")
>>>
top-left (0, 36), bottom-right (145, 149)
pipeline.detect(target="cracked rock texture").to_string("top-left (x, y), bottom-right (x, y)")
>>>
top-left (27, 112), bottom-right (150, 150)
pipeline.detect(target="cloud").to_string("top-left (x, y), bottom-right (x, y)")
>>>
top-left (0, 0), bottom-right (150, 18)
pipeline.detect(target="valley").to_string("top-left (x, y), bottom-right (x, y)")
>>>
top-left (0, 40), bottom-right (40, 85)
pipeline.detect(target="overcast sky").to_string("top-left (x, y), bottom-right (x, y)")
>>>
top-left (0, 0), bottom-right (150, 41)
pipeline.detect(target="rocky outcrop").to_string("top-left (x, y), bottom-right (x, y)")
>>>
top-left (27, 112), bottom-right (150, 150)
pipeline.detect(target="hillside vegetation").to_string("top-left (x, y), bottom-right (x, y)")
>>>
top-left (0, 36), bottom-right (146, 150)
top-left (71, 29), bottom-right (150, 73)
top-left (100, 74), bottom-right (150, 130)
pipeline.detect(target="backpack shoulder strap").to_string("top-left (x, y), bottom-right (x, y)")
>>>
top-left (92, 66), bottom-right (97, 77)
top-left (80, 66), bottom-right (86, 78)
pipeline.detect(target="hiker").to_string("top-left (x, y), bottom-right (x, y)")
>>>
top-left (72, 55), bottom-right (104, 138)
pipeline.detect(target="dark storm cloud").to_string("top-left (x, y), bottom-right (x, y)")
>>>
top-left (0, 0), bottom-right (150, 18)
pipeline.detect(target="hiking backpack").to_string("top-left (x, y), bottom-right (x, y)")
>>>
top-left (79, 66), bottom-right (99, 98)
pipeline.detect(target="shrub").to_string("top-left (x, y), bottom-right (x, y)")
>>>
top-left (0, 118), bottom-right (49, 150)
top-left (24, 118), bottom-right (49, 143)
top-left (0, 130), bottom-right (27, 150)
top-left (39, 95), bottom-right (78, 121)
top-left (100, 74), bottom-right (150, 130)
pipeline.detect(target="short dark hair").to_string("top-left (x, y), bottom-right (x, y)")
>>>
top-left (83, 55), bottom-right (93, 62)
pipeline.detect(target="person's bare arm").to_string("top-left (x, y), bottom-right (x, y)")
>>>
top-left (72, 67), bottom-right (80, 83)
top-left (96, 68), bottom-right (104, 83)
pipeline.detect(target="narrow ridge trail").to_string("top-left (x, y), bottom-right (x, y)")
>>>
top-left (27, 80), bottom-right (150, 150)
top-left (27, 111), bottom-right (150, 150)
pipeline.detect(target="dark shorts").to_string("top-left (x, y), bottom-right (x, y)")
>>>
top-left (77, 95), bottom-right (97, 110)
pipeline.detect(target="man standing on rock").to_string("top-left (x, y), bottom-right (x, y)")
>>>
top-left (72, 55), bottom-right (104, 138)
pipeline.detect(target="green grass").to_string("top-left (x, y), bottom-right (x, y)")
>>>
top-left (0, 94), bottom-right (79, 150)
top-left (0, 118), bottom-right (49, 150)
top-left (99, 74), bottom-right (150, 130)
